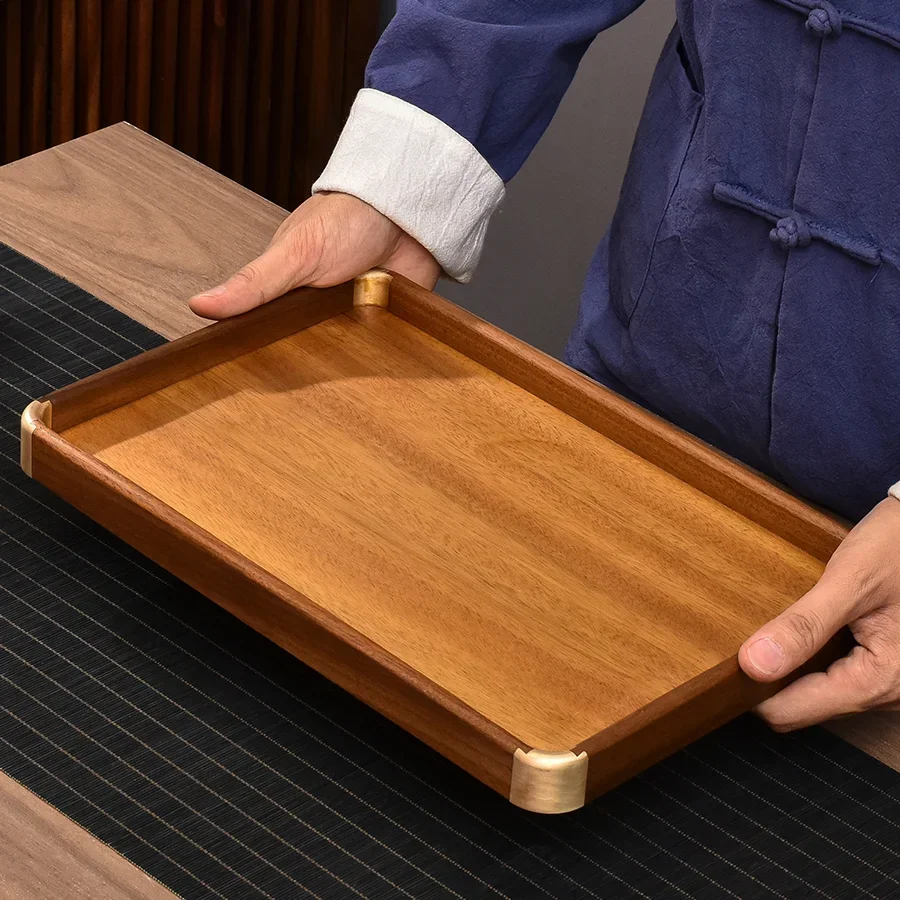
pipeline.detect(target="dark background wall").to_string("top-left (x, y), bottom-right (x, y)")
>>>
top-left (0, 0), bottom-right (381, 212)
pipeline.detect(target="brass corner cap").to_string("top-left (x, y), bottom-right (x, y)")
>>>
top-left (509, 747), bottom-right (589, 814)
top-left (20, 400), bottom-right (52, 477)
top-left (353, 270), bottom-right (393, 308)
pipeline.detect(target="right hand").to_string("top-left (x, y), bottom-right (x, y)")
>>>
top-left (189, 192), bottom-right (440, 320)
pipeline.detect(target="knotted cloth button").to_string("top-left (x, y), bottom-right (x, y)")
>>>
top-left (770, 214), bottom-right (811, 250)
top-left (806, 2), bottom-right (842, 37)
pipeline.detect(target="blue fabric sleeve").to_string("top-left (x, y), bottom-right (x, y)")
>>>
top-left (365, 0), bottom-right (649, 182)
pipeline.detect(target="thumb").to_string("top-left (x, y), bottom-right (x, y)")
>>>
top-left (739, 576), bottom-right (858, 682)
top-left (189, 241), bottom-right (305, 320)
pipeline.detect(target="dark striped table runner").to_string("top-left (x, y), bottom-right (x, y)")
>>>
top-left (2, 242), bottom-right (900, 900)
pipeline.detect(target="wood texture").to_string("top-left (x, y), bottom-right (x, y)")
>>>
top-left (388, 274), bottom-right (849, 563)
top-left (24, 0), bottom-right (50, 156)
top-left (46, 282), bottom-right (355, 431)
top-left (0, 123), bottom-right (286, 339)
top-left (0, 0), bottom-right (380, 210)
top-left (0, 773), bottom-right (177, 900)
top-left (246, 0), bottom-right (275, 197)
top-left (151, 0), bottom-right (180, 146)
top-left (30, 425), bottom-right (520, 797)
top-left (2, 121), bottom-right (898, 865)
top-left (221, 0), bottom-right (251, 184)
top-left (100, 0), bottom-right (128, 126)
top-left (174, 0), bottom-right (202, 156)
top-left (52, 307), bottom-right (830, 755)
top-left (50, 0), bottom-right (76, 145)
top-left (199, 0), bottom-right (227, 170)
top-left (2, 0), bottom-right (23, 164)
top-left (829, 712), bottom-right (900, 774)
top-left (126, 0), bottom-right (154, 131)
top-left (77, 0), bottom-right (102, 135)
top-left (298, 0), bottom-right (351, 193)
top-left (577, 633), bottom-right (852, 800)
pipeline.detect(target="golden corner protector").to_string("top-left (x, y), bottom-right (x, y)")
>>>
top-left (509, 747), bottom-right (589, 814)
top-left (353, 270), bottom-right (393, 308)
top-left (20, 400), bottom-right (52, 477)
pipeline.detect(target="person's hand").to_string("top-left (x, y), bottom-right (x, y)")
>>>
top-left (739, 496), bottom-right (900, 731)
top-left (189, 192), bottom-right (440, 319)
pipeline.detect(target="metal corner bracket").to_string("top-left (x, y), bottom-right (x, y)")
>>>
top-left (509, 747), bottom-right (589, 814)
top-left (353, 270), bottom-right (393, 308)
top-left (20, 400), bottom-right (52, 477)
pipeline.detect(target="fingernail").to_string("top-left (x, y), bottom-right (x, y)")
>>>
top-left (747, 637), bottom-right (785, 675)
top-left (193, 285), bottom-right (227, 299)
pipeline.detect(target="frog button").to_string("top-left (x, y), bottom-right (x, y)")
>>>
top-left (770, 214), bottom-right (811, 250)
top-left (805, 1), bottom-right (843, 37)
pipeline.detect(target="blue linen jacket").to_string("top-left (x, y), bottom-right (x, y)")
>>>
top-left (367, 0), bottom-right (900, 521)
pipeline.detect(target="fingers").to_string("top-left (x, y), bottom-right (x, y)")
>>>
top-left (739, 579), bottom-right (861, 683)
top-left (189, 240), bottom-right (302, 319)
top-left (755, 645), bottom-right (888, 731)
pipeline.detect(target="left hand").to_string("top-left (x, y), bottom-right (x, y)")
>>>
top-left (739, 496), bottom-right (900, 731)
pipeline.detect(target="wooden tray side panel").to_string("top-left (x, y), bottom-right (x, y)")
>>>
top-left (577, 634), bottom-right (852, 801)
top-left (386, 274), bottom-right (848, 563)
top-left (45, 282), bottom-right (354, 431)
top-left (30, 425), bottom-right (521, 798)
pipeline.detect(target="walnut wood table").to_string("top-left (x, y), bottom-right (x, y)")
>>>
top-left (1, 122), bottom-right (899, 890)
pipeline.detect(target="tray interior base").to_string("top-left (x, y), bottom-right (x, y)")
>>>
top-left (60, 308), bottom-right (824, 751)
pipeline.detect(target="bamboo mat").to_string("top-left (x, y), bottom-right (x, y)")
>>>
top-left (2, 242), bottom-right (900, 899)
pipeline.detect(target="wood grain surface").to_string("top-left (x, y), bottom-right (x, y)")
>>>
top-left (389, 274), bottom-right (849, 564)
top-left (2, 0), bottom-right (23, 164)
top-left (48, 282), bottom-right (355, 431)
top-left (31, 422), bottom-right (521, 797)
top-left (3, 122), bottom-right (900, 890)
top-left (60, 309), bottom-right (825, 751)
top-left (0, 123), bottom-right (285, 339)
top-left (0, 772), bottom-right (175, 900)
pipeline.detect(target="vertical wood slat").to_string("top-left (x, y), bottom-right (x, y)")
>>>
top-left (295, 0), bottom-right (350, 205)
top-left (2, 0), bottom-right (22, 164)
top-left (77, 0), bottom-right (103, 135)
top-left (272, 0), bottom-right (302, 205)
top-left (51, 0), bottom-right (76, 146)
top-left (24, 0), bottom-right (50, 156)
top-left (246, 0), bottom-right (276, 198)
top-left (101, 0), bottom-right (128, 126)
top-left (221, 0), bottom-right (251, 185)
top-left (201, 0), bottom-right (228, 170)
top-left (151, 0), bottom-right (180, 145)
top-left (343, 0), bottom-right (380, 117)
top-left (126, 0), bottom-right (153, 131)
top-left (176, 0), bottom-right (204, 158)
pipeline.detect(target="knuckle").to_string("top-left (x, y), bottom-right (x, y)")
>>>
top-left (759, 709), bottom-right (797, 733)
top-left (230, 264), bottom-right (261, 288)
top-left (782, 609), bottom-right (825, 653)
top-left (865, 656), bottom-right (900, 705)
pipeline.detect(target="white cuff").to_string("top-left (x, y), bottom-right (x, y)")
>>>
top-left (889, 481), bottom-right (900, 502)
top-left (312, 88), bottom-right (505, 283)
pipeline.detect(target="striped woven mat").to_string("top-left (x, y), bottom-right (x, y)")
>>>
top-left (2, 242), bottom-right (900, 900)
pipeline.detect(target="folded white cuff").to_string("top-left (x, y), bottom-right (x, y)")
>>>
top-left (889, 481), bottom-right (900, 502)
top-left (312, 88), bottom-right (505, 283)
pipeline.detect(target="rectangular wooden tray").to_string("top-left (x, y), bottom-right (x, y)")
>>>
top-left (20, 270), bottom-right (849, 813)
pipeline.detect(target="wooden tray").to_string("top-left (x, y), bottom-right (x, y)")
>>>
top-left (20, 270), bottom-right (849, 813)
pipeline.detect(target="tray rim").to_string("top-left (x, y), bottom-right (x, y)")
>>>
top-left (20, 270), bottom-right (851, 814)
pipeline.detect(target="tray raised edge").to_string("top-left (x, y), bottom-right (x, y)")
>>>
top-left (19, 270), bottom-right (851, 814)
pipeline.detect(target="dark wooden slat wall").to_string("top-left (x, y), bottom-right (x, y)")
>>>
top-left (0, 0), bottom-right (380, 210)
